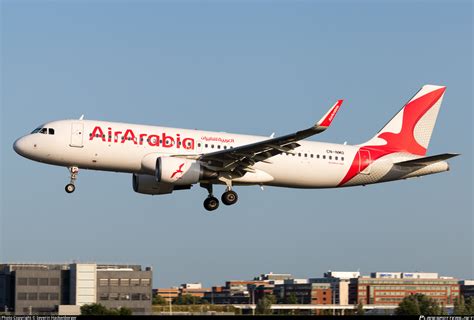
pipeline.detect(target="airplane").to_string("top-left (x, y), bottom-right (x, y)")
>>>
top-left (13, 84), bottom-right (459, 211)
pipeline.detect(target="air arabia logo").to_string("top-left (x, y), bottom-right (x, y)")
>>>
top-left (89, 126), bottom-right (195, 150)
top-left (328, 104), bottom-right (341, 122)
top-left (170, 163), bottom-right (185, 179)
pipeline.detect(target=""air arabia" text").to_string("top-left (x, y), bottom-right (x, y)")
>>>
top-left (89, 126), bottom-right (195, 149)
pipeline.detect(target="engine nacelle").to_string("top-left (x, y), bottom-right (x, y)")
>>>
top-left (157, 156), bottom-right (217, 185)
top-left (132, 173), bottom-right (175, 195)
top-left (133, 174), bottom-right (192, 195)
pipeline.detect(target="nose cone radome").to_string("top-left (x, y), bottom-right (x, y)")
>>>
top-left (13, 136), bottom-right (29, 157)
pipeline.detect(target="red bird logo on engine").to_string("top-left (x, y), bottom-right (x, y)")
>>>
top-left (170, 163), bottom-right (185, 179)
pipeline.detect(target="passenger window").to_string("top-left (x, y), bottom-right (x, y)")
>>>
top-left (298, 153), bottom-right (301, 157)
top-left (304, 153), bottom-right (307, 157)
top-left (211, 144), bottom-right (214, 148)
top-left (329, 156), bottom-right (332, 160)
top-left (317, 154), bottom-right (320, 159)
top-left (310, 154), bottom-right (314, 158)
top-left (342, 157), bottom-right (345, 161)
top-left (48, 128), bottom-right (55, 135)
top-left (198, 143), bottom-right (201, 147)
top-left (205, 144), bottom-right (208, 148)
top-left (335, 156), bottom-right (338, 160)
top-left (323, 155), bottom-right (326, 159)
top-left (224, 146), bottom-right (227, 149)
top-left (217, 145), bottom-right (221, 149)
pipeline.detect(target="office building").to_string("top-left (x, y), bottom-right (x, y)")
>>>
top-left (0, 263), bottom-right (152, 315)
top-left (310, 271), bottom-right (360, 305)
top-left (96, 264), bottom-right (152, 314)
top-left (349, 272), bottom-right (459, 305)
top-left (274, 280), bottom-right (332, 304)
top-left (460, 280), bottom-right (474, 299)
top-left (179, 283), bottom-right (211, 298)
top-left (153, 288), bottom-right (179, 303)
top-left (153, 283), bottom-right (210, 303)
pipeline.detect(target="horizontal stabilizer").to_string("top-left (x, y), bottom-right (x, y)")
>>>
top-left (394, 153), bottom-right (460, 167)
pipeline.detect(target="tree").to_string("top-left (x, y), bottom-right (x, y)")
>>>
top-left (285, 293), bottom-right (298, 304)
top-left (280, 293), bottom-right (299, 315)
top-left (173, 294), bottom-right (205, 305)
top-left (118, 307), bottom-right (133, 315)
top-left (454, 296), bottom-right (474, 315)
top-left (81, 303), bottom-right (111, 315)
top-left (256, 294), bottom-right (276, 315)
top-left (153, 294), bottom-right (167, 305)
top-left (80, 303), bottom-right (132, 316)
top-left (466, 297), bottom-right (474, 314)
top-left (453, 296), bottom-right (466, 315)
top-left (395, 294), bottom-right (441, 315)
top-left (356, 301), bottom-right (365, 315)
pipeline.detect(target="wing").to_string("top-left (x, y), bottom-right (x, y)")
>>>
top-left (199, 100), bottom-right (343, 174)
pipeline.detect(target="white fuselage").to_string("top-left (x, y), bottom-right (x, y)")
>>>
top-left (13, 119), bottom-right (449, 189)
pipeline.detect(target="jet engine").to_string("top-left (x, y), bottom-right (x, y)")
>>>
top-left (156, 156), bottom-right (217, 185)
top-left (132, 173), bottom-right (192, 195)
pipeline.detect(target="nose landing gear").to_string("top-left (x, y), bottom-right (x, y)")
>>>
top-left (65, 166), bottom-right (79, 193)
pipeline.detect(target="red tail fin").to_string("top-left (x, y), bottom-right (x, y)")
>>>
top-left (362, 85), bottom-right (446, 156)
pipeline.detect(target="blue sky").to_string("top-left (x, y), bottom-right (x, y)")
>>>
top-left (1, 0), bottom-right (472, 287)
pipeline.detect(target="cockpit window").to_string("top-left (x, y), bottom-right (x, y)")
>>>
top-left (31, 127), bottom-right (55, 135)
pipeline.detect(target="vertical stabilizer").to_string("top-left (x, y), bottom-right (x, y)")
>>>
top-left (363, 85), bottom-right (446, 156)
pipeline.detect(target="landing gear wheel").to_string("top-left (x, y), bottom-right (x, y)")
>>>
top-left (222, 190), bottom-right (238, 206)
top-left (65, 183), bottom-right (75, 193)
top-left (204, 197), bottom-right (219, 211)
top-left (66, 166), bottom-right (79, 194)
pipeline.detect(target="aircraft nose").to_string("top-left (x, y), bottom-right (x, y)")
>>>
top-left (13, 137), bottom-right (28, 156)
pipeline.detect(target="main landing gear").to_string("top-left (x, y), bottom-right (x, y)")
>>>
top-left (201, 183), bottom-right (238, 211)
top-left (65, 166), bottom-right (79, 193)
top-left (221, 190), bottom-right (238, 206)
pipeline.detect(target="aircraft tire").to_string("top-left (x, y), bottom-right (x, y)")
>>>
top-left (221, 190), bottom-right (238, 206)
top-left (65, 184), bottom-right (75, 193)
top-left (204, 196), bottom-right (219, 211)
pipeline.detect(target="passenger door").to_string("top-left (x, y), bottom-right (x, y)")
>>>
top-left (70, 123), bottom-right (84, 147)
